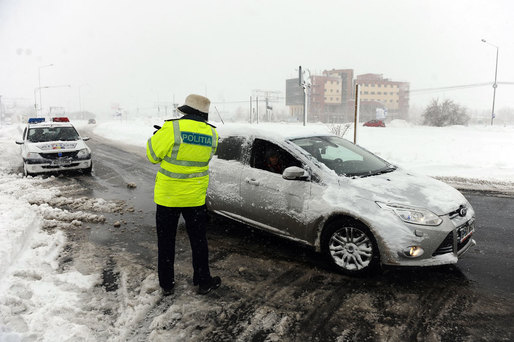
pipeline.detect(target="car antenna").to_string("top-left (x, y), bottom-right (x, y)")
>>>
top-left (214, 106), bottom-right (225, 125)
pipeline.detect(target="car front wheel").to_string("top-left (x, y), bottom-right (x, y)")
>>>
top-left (321, 219), bottom-right (380, 275)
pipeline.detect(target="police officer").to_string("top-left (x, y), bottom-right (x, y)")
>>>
top-left (146, 94), bottom-right (221, 296)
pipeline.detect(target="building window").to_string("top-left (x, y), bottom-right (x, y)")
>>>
top-left (377, 92), bottom-right (382, 95)
top-left (364, 91), bottom-right (369, 94)
top-left (371, 92), bottom-right (375, 95)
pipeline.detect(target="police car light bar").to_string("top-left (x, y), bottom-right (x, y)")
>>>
top-left (52, 117), bottom-right (70, 122)
top-left (28, 118), bottom-right (46, 124)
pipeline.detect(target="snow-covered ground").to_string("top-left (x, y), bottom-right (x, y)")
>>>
top-left (1, 119), bottom-right (513, 340)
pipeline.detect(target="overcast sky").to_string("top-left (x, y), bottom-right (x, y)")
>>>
top-left (1, 0), bottom-right (513, 116)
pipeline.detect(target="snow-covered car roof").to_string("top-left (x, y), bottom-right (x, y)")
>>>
top-left (215, 122), bottom-right (334, 141)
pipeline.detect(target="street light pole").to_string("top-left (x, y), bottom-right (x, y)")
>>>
top-left (38, 64), bottom-right (54, 115)
top-left (481, 39), bottom-right (499, 126)
top-left (34, 84), bottom-right (72, 117)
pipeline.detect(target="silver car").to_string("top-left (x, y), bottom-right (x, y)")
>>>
top-left (207, 124), bottom-right (476, 275)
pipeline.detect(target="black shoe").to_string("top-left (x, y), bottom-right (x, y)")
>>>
top-left (198, 276), bottom-right (221, 295)
top-left (162, 283), bottom-right (175, 296)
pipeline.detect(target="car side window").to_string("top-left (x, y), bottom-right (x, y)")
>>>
top-left (215, 136), bottom-right (246, 162)
top-left (250, 139), bottom-right (302, 174)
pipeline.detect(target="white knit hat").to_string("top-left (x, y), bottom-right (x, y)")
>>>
top-left (178, 94), bottom-right (210, 118)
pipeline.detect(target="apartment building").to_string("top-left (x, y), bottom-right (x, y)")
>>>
top-left (356, 73), bottom-right (410, 121)
top-left (285, 69), bottom-right (409, 122)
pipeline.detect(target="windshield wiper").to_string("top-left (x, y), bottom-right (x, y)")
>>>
top-left (358, 165), bottom-right (397, 178)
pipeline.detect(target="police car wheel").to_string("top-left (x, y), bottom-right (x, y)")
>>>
top-left (83, 163), bottom-right (92, 175)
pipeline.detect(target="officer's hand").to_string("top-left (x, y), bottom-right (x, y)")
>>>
top-left (153, 125), bottom-right (161, 135)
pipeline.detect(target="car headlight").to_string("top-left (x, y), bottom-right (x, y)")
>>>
top-left (376, 202), bottom-right (442, 226)
top-left (27, 152), bottom-right (42, 159)
top-left (77, 148), bottom-right (90, 159)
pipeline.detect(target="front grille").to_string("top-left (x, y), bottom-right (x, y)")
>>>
top-left (40, 151), bottom-right (78, 159)
top-left (433, 231), bottom-right (454, 256)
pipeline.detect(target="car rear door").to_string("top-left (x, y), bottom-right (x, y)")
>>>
top-left (207, 136), bottom-right (247, 217)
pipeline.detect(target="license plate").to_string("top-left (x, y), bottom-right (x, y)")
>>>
top-left (51, 159), bottom-right (72, 166)
top-left (458, 221), bottom-right (474, 243)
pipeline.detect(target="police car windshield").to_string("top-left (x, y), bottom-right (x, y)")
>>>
top-left (28, 126), bottom-right (80, 142)
top-left (290, 135), bottom-right (391, 177)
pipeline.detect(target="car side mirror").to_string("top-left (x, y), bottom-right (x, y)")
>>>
top-left (82, 137), bottom-right (90, 141)
top-left (282, 166), bottom-right (309, 180)
top-left (15, 140), bottom-right (24, 145)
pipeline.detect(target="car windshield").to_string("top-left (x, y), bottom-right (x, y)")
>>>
top-left (28, 126), bottom-right (80, 143)
top-left (290, 135), bottom-right (395, 177)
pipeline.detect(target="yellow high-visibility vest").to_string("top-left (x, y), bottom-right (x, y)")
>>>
top-left (146, 119), bottom-right (218, 207)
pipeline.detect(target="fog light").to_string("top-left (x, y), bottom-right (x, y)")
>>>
top-left (404, 246), bottom-right (424, 258)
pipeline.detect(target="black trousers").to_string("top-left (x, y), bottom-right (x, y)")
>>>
top-left (155, 204), bottom-right (211, 289)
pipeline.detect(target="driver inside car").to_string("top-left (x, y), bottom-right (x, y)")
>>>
top-left (265, 149), bottom-right (284, 174)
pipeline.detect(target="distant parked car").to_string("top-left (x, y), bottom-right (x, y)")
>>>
top-left (363, 120), bottom-right (385, 127)
top-left (88, 119), bottom-right (96, 124)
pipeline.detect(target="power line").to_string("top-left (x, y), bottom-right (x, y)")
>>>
top-left (411, 81), bottom-right (514, 95)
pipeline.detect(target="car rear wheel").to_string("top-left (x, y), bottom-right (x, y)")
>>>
top-left (321, 219), bottom-right (380, 275)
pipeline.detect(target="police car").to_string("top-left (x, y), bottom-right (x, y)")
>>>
top-left (16, 117), bottom-right (92, 176)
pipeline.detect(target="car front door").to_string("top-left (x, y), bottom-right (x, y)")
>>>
top-left (240, 138), bottom-right (311, 241)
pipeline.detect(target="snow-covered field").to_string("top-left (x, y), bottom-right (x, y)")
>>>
top-left (1, 119), bottom-right (513, 340)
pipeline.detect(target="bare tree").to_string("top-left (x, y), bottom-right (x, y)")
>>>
top-left (422, 99), bottom-right (470, 127)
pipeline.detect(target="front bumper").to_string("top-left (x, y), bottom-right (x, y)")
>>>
top-left (24, 158), bottom-right (92, 173)
top-left (380, 213), bottom-right (476, 267)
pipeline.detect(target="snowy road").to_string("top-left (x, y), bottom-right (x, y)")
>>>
top-left (2, 130), bottom-right (514, 341)
top-left (74, 135), bottom-right (514, 340)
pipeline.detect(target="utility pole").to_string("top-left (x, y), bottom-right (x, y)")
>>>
top-left (481, 39), bottom-right (499, 126)
top-left (354, 84), bottom-right (360, 144)
top-left (249, 96), bottom-right (253, 123)
top-left (299, 65), bottom-right (311, 126)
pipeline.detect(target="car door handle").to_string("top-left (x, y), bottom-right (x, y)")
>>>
top-left (245, 178), bottom-right (260, 186)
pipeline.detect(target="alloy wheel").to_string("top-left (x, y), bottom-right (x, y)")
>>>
top-left (328, 226), bottom-right (374, 271)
